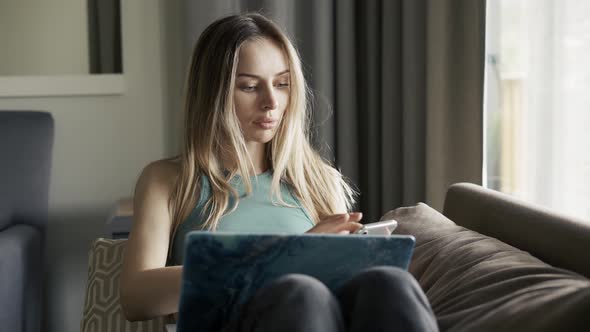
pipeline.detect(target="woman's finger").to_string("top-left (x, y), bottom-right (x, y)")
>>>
top-left (347, 212), bottom-right (363, 223)
top-left (321, 213), bottom-right (347, 222)
top-left (341, 222), bottom-right (363, 232)
top-left (321, 213), bottom-right (349, 224)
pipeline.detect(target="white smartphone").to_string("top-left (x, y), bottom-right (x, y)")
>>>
top-left (354, 219), bottom-right (398, 235)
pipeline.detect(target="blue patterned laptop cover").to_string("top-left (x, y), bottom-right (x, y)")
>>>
top-left (176, 232), bottom-right (415, 332)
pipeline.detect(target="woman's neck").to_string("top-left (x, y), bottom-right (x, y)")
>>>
top-left (222, 142), bottom-right (268, 175)
top-left (245, 141), bottom-right (268, 174)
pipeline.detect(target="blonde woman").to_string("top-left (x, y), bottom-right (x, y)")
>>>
top-left (120, 13), bottom-right (438, 332)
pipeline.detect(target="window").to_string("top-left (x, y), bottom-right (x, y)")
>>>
top-left (484, 0), bottom-right (590, 221)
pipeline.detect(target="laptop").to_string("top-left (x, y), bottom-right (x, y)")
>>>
top-left (175, 231), bottom-right (415, 332)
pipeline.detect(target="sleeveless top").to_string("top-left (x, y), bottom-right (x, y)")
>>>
top-left (168, 171), bottom-right (315, 266)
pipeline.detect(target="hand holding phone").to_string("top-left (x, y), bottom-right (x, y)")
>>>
top-left (354, 219), bottom-right (398, 235)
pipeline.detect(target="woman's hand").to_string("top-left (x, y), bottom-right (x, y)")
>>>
top-left (305, 212), bottom-right (363, 234)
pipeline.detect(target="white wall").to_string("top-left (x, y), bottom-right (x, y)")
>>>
top-left (0, 1), bottom-right (183, 331)
top-left (0, 0), bottom-right (88, 75)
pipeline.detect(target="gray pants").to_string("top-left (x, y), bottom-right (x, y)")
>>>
top-left (222, 266), bottom-right (438, 332)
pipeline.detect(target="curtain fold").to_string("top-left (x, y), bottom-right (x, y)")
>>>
top-left (425, 0), bottom-right (486, 211)
top-left (179, 0), bottom-right (486, 220)
top-left (87, 0), bottom-right (122, 74)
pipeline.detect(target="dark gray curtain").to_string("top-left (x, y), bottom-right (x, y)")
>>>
top-left (87, 0), bottom-right (123, 74)
top-left (178, 0), bottom-right (486, 221)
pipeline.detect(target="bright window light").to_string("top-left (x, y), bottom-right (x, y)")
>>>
top-left (484, 0), bottom-right (590, 222)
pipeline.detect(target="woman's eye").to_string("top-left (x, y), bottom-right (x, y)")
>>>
top-left (276, 82), bottom-right (290, 88)
top-left (241, 86), bottom-right (257, 92)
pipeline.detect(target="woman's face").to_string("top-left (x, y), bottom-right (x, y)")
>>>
top-left (234, 38), bottom-right (290, 144)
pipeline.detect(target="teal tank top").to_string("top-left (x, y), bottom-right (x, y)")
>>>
top-left (168, 171), bottom-right (315, 265)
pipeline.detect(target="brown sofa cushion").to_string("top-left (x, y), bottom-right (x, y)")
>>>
top-left (383, 203), bottom-right (590, 332)
top-left (443, 182), bottom-right (590, 278)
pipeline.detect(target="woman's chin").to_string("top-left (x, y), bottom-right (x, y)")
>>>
top-left (248, 131), bottom-right (275, 144)
top-left (246, 133), bottom-right (276, 144)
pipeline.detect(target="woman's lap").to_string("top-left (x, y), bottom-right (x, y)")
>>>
top-left (221, 266), bottom-right (438, 332)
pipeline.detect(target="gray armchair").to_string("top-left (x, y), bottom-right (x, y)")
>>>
top-left (0, 111), bottom-right (54, 332)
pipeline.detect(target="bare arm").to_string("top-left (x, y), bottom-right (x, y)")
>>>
top-left (119, 161), bottom-right (183, 321)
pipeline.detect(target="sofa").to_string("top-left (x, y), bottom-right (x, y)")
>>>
top-left (389, 183), bottom-right (590, 331)
top-left (80, 183), bottom-right (590, 332)
top-left (0, 111), bottom-right (54, 332)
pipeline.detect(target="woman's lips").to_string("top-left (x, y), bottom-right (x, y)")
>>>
top-left (254, 119), bottom-right (277, 129)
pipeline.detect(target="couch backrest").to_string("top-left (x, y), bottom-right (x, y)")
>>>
top-left (443, 182), bottom-right (590, 278)
top-left (387, 202), bottom-right (590, 331)
top-left (0, 111), bottom-right (54, 231)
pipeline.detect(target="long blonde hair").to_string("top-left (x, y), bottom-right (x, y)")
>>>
top-left (168, 13), bottom-right (356, 245)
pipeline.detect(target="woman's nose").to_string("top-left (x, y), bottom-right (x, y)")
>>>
top-left (261, 86), bottom-right (279, 111)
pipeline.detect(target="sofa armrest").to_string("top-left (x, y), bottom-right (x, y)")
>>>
top-left (0, 224), bottom-right (43, 332)
top-left (443, 182), bottom-right (590, 278)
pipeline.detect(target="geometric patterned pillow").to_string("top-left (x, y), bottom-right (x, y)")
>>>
top-left (80, 238), bottom-right (166, 332)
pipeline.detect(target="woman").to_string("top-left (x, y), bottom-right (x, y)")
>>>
top-left (120, 13), bottom-right (438, 332)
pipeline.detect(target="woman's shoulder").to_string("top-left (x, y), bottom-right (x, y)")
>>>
top-left (136, 157), bottom-right (181, 195)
